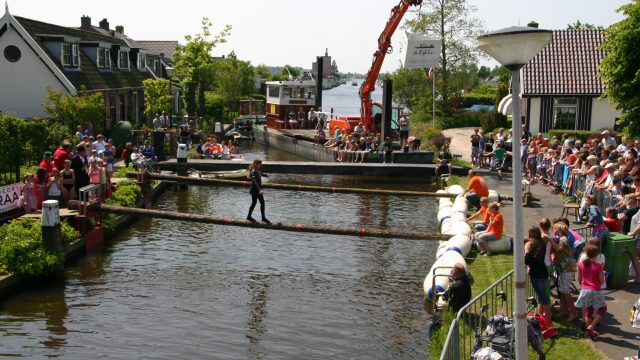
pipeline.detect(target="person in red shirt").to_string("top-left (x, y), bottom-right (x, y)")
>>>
top-left (462, 169), bottom-right (489, 209)
top-left (475, 203), bottom-right (504, 256)
top-left (39, 151), bottom-right (55, 179)
top-left (604, 207), bottom-right (621, 232)
top-left (53, 142), bottom-right (72, 170)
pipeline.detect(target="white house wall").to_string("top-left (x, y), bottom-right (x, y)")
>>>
top-left (591, 97), bottom-right (621, 131)
top-left (0, 28), bottom-right (69, 118)
top-left (528, 98), bottom-right (541, 134)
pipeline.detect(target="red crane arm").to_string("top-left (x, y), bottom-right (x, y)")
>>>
top-left (360, 0), bottom-right (422, 133)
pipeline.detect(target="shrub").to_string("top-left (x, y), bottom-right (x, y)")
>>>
top-left (460, 93), bottom-right (496, 108)
top-left (437, 111), bottom-right (482, 129)
top-left (417, 124), bottom-right (451, 152)
top-left (0, 219), bottom-right (77, 276)
top-left (113, 166), bottom-right (133, 179)
top-left (106, 180), bottom-right (143, 208)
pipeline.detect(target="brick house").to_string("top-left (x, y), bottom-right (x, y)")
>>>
top-left (521, 29), bottom-right (621, 133)
top-left (0, 7), bottom-right (177, 129)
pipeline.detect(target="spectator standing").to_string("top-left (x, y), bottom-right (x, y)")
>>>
top-left (576, 244), bottom-right (607, 338)
top-left (399, 113), bottom-right (410, 149)
top-left (525, 227), bottom-right (552, 322)
top-left (618, 195), bottom-right (639, 234)
top-left (84, 122), bottom-right (94, 137)
top-left (71, 145), bottom-right (90, 197)
top-left (46, 169), bottom-right (63, 203)
top-left (586, 195), bottom-right (607, 247)
top-left (93, 134), bottom-right (107, 152)
top-left (75, 125), bottom-right (84, 141)
top-left (60, 159), bottom-right (75, 205)
top-left (308, 108), bottom-right (317, 130)
top-left (152, 113), bottom-right (161, 131)
top-left (604, 207), bottom-right (621, 232)
top-left (53, 142), bottom-right (72, 171)
top-left (470, 129), bottom-right (481, 167)
top-left (39, 151), bottom-right (54, 178)
top-left (601, 130), bottom-right (617, 149)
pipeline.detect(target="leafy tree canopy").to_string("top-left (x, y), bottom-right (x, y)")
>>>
top-left (43, 87), bottom-right (104, 133)
top-left (599, 0), bottom-right (640, 138)
top-left (567, 20), bottom-right (603, 30)
top-left (142, 79), bottom-right (172, 117)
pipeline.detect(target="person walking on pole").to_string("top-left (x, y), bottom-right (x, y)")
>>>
top-left (247, 159), bottom-right (270, 223)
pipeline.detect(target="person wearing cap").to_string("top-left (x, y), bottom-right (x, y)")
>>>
top-left (39, 151), bottom-right (55, 178)
top-left (442, 262), bottom-right (471, 312)
top-left (141, 140), bottom-right (155, 159)
top-left (475, 202), bottom-right (504, 256)
top-left (463, 169), bottom-right (489, 209)
top-left (601, 130), bottom-right (617, 150)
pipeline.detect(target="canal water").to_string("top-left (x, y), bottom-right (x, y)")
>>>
top-left (322, 79), bottom-right (383, 118)
top-left (0, 88), bottom-right (439, 359)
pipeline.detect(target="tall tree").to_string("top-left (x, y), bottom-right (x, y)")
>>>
top-left (214, 52), bottom-right (256, 111)
top-left (405, 0), bottom-right (485, 113)
top-left (600, 0), bottom-right (640, 138)
top-left (173, 18), bottom-right (231, 119)
top-left (254, 64), bottom-right (271, 79)
top-left (281, 65), bottom-right (300, 79)
top-left (142, 79), bottom-right (172, 119)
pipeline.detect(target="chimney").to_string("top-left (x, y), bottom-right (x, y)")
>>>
top-left (115, 25), bottom-right (124, 34)
top-left (527, 21), bottom-right (539, 28)
top-left (99, 18), bottom-right (109, 30)
top-left (80, 15), bottom-right (92, 30)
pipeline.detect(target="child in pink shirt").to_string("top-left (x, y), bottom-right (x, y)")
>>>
top-left (575, 244), bottom-right (606, 338)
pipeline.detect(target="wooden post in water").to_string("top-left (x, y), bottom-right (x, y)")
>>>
top-left (126, 172), bottom-right (457, 198)
top-left (68, 201), bottom-right (450, 241)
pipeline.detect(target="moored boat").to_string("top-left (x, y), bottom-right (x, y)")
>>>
top-left (190, 169), bottom-right (249, 179)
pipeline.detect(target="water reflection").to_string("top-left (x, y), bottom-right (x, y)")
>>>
top-left (245, 273), bottom-right (268, 359)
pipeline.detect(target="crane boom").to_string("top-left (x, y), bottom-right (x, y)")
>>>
top-left (360, 0), bottom-right (422, 133)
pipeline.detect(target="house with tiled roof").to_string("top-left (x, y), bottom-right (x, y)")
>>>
top-left (521, 29), bottom-right (621, 133)
top-left (0, 8), bottom-right (178, 128)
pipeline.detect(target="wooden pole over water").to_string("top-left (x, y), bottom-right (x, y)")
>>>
top-left (68, 201), bottom-right (449, 241)
top-left (125, 172), bottom-right (456, 198)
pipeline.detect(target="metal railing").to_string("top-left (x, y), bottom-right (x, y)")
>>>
top-left (439, 269), bottom-right (534, 360)
top-left (78, 184), bottom-right (102, 217)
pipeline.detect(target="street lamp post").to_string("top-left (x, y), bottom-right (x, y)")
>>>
top-left (478, 25), bottom-right (552, 359)
top-left (165, 66), bottom-right (175, 115)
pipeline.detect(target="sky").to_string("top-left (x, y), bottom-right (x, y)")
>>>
top-left (6, 0), bottom-right (630, 74)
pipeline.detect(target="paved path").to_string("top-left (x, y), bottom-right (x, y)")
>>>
top-left (462, 140), bottom-right (639, 360)
top-left (442, 127), bottom-right (476, 161)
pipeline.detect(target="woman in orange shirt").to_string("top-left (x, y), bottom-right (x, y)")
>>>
top-left (475, 203), bottom-right (504, 256)
top-left (466, 197), bottom-right (490, 231)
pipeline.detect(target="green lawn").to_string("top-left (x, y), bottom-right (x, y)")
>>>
top-left (429, 253), bottom-right (605, 359)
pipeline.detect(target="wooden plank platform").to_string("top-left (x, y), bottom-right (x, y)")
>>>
top-left (19, 208), bottom-right (79, 219)
top-left (158, 159), bottom-right (468, 177)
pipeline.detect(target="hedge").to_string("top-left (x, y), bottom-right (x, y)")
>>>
top-left (460, 93), bottom-right (496, 107)
top-left (548, 130), bottom-right (602, 143)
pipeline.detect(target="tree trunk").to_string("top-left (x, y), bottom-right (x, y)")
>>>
top-left (187, 81), bottom-right (197, 116)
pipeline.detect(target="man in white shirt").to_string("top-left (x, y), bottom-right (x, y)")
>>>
top-left (601, 130), bottom-right (617, 149)
top-left (308, 108), bottom-right (317, 130)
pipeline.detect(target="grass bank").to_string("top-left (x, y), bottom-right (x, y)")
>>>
top-left (429, 253), bottom-right (605, 359)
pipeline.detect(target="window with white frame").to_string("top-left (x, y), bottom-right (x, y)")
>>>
top-left (105, 49), bottom-right (111, 68)
top-left (118, 50), bottom-right (129, 69)
top-left (97, 48), bottom-right (111, 68)
top-left (137, 53), bottom-right (146, 70)
top-left (72, 44), bottom-right (79, 66)
top-left (61, 43), bottom-right (72, 66)
top-left (552, 98), bottom-right (578, 130)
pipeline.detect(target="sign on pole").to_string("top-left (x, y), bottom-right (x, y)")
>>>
top-left (0, 183), bottom-right (22, 213)
top-left (400, 32), bottom-right (441, 69)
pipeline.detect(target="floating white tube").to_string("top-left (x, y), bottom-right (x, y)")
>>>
top-left (447, 184), bottom-right (465, 196)
top-left (488, 190), bottom-right (499, 203)
top-left (442, 220), bottom-right (472, 237)
top-left (437, 206), bottom-right (453, 224)
top-left (483, 235), bottom-right (512, 254)
top-left (446, 234), bottom-right (472, 257)
top-left (452, 195), bottom-right (468, 214)
top-left (423, 251), bottom-right (467, 299)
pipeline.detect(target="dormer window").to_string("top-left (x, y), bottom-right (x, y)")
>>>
top-left (62, 43), bottom-right (79, 67)
top-left (137, 53), bottom-right (146, 71)
top-left (118, 50), bottom-right (129, 69)
top-left (97, 48), bottom-right (111, 68)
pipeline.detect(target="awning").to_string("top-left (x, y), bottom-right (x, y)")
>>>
top-left (498, 94), bottom-right (525, 116)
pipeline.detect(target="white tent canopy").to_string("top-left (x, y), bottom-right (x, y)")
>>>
top-left (498, 94), bottom-right (525, 116)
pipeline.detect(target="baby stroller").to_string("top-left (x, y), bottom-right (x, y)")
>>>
top-left (472, 292), bottom-right (545, 359)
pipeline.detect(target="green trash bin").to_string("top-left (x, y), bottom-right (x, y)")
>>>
top-left (171, 115), bottom-right (178, 127)
top-left (602, 232), bottom-right (635, 288)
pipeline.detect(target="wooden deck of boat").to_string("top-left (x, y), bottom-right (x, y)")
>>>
top-left (158, 159), bottom-right (468, 177)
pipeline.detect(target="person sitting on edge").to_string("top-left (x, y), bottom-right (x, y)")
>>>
top-left (442, 263), bottom-right (471, 312)
top-left (140, 140), bottom-right (155, 159)
top-left (435, 145), bottom-right (453, 177)
top-left (466, 197), bottom-right (490, 231)
top-left (462, 169), bottom-right (488, 210)
top-left (354, 122), bottom-right (365, 135)
top-left (475, 202), bottom-right (503, 256)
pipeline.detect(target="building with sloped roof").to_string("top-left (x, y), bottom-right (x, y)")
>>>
top-left (0, 8), bottom-right (178, 129)
top-left (521, 29), bottom-right (621, 133)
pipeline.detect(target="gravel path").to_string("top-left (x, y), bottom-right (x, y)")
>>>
top-left (442, 127), bottom-right (476, 162)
